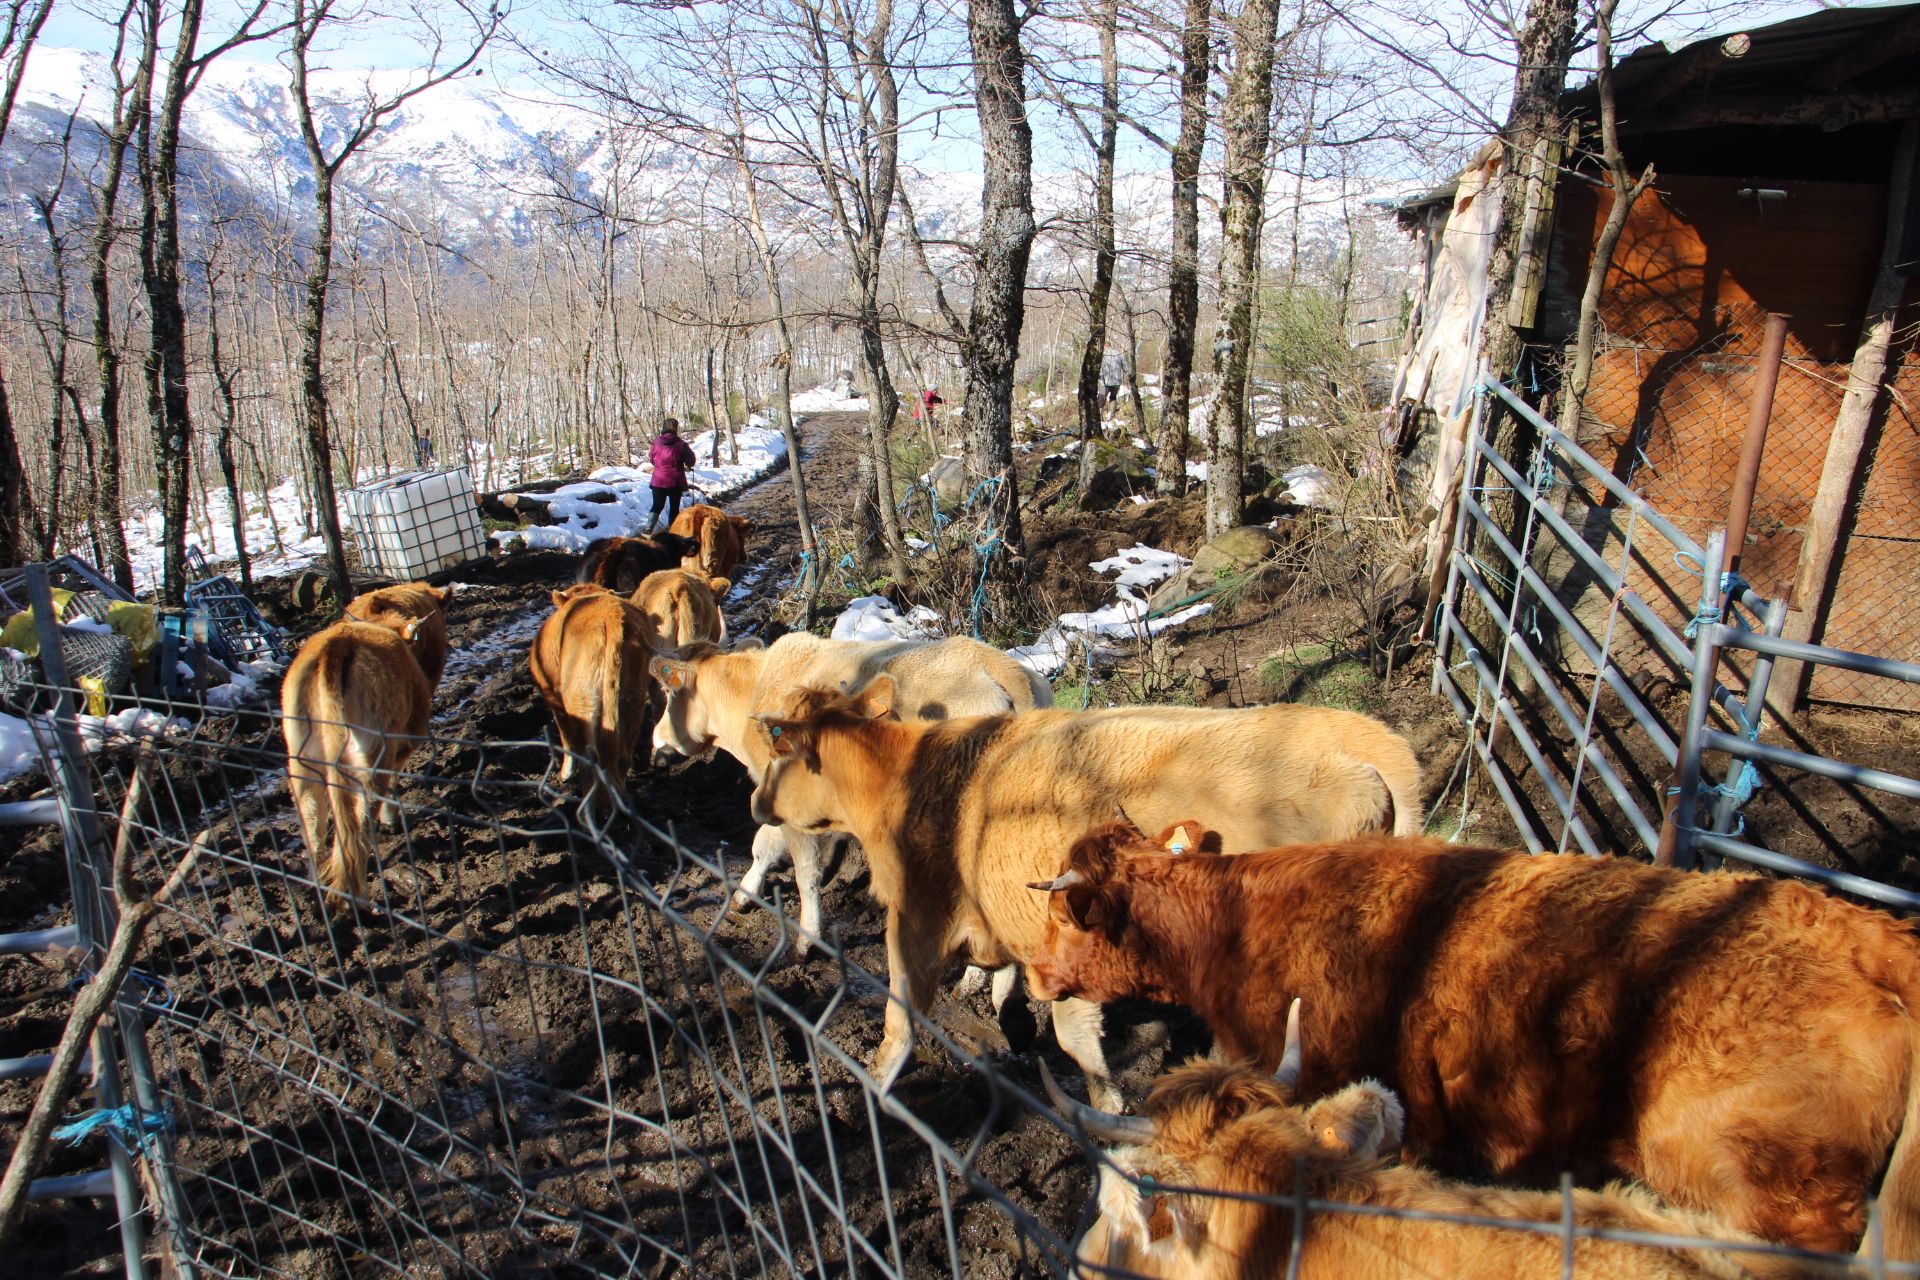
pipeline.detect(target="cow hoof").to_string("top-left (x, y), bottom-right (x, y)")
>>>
top-left (378, 803), bottom-right (400, 831)
top-left (730, 888), bottom-right (753, 912)
top-left (651, 748), bottom-right (676, 769)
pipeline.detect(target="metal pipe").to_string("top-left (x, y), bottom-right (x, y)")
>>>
top-left (1711, 596), bottom-right (1790, 835)
top-left (27, 1169), bottom-right (118, 1202)
top-left (1689, 831), bottom-right (1920, 913)
top-left (1705, 625), bottom-right (1920, 686)
top-left (1658, 532), bottom-right (1725, 867)
top-left (1699, 728), bottom-right (1920, 804)
top-left (1722, 314), bottom-right (1789, 583)
top-left (0, 924), bottom-right (81, 955)
top-left (26, 566), bottom-right (150, 1280)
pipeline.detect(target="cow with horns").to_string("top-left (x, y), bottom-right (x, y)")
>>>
top-left (1027, 819), bottom-right (1920, 1259)
top-left (1043, 1000), bottom-right (1820, 1280)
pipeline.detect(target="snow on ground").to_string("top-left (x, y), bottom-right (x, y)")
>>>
top-left (0, 704), bottom-right (197, 786)
top-left (1281, 465), bottom-right (1333, 507)
top-left (501, 422), bottom-right (788, 554)
top-left (791, 383), bottom-right (870, 413)
top-left (831, 596), bottom-right (943, 643)
top-left (1010, 542), bottom-right (1209, 677)
top-left (0, 710), bottom-right (37, 781)
top-left (1089, 545), bottom-right (1188, 590)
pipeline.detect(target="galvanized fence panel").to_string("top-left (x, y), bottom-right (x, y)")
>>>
top-left (1436, 374), bottom-right (1920, 909)
top-left (6, 668), bottom-right (1914, 1277)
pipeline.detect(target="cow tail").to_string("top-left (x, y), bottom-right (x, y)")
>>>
top-left (1873, 1024), bottom-right (1920, 1261)
top-left (599, 614), bottom-right (624, 779)
top-left (1365, 764), bottom-right (1422, 837)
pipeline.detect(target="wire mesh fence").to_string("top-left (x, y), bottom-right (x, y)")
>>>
top-left (6, 668), bottom-right (1917, 1278)
top-left (1572, 300), bottom-right (1920, 711)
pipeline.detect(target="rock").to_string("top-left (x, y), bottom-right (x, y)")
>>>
top-left (1190, 525), bottom-right (1286, 578)
top-left (928, 456), bottom-right (968, 508)
top-left (1078, 465), bottom-right (1150, 513)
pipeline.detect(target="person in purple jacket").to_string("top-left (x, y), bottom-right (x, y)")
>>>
top-left (644, 418), bottom-right (698, 532)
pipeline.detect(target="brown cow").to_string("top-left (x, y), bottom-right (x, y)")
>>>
top-left (577, 532), bottom-right (699, 595)
top-left (344, 581), bottom-right (452, 689)
top-left (529, 585), bottom-right (656, 806)
top-left (631, 569), bottom-right (729, 650)
top-left (282, 618), bottom-right (433, 910)
top-left (668, 503), bottom-right (751, 579)
top-left (1048, 1007), bottom-right (1817, 1280)
top-left (748, 675), bottom-right (1423, 1106)
top-left (1027, 821), bottom-right (1920, 1258)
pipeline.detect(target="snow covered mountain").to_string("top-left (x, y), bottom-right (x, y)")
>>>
top-left (2, 47), bottom-right (603, 241)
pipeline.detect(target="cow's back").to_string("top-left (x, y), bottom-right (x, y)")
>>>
top-left (917, 703), bottom-right (1408, 959)
top-left (1203, 841), bottom-right (1920, 1250)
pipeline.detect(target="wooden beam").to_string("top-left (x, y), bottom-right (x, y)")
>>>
top-left (1767, 119), bottom-right (1920, 720)
top-left (1620, 87), bottom-right (1920, 134)
top-left (1636, 32), bottom-right (1752, 108)
top-left (1805, 11), bottom-right (1920, 91)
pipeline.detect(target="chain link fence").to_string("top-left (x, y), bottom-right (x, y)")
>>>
top-left (1572, 301), bottom-right (1920, 710)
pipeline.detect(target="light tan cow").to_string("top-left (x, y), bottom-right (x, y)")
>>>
top-left (668, 504), bottom-right (751, 579)
top-left (282, 617), bottom-right (434, 910)
top-left (344, 582), bottom-right (452, 689)
top-left (631, 569), bottom-right (730, 650)
top-left (649, 632), bottom-right (1052, 967)
top-left (529, 585), bottom-right (656, 807)
top-left (1053, 1009), bottom-right (1819, 1280)
top-left (748, 677), bottom-right (1422, 1105)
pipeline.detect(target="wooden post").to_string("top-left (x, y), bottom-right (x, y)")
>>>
top-left (1766, 117), bottom-right (1919, 721)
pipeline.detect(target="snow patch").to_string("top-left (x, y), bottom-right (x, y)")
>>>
top-left (1090, 545), bottom-right (1189, 590)
top-left (831, 596), bottom-right (943, 643)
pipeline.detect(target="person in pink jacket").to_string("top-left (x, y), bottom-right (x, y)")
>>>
top-left (645, 418), bottom-right (698, 532)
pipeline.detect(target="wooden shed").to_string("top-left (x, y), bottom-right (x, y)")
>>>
top-left (1391, 3), bottom-right (1920, 711)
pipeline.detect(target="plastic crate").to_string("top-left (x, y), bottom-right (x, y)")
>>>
top-left (342, 467), bottom-right (487, 580)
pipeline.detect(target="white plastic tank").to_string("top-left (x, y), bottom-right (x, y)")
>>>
top-left (343, 467), bottom-right (487, 580)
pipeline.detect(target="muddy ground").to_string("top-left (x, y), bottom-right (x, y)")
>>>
top-left (3, 409), bottom-right (1914, 1277)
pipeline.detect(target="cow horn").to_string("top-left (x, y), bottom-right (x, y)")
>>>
top-left (1026, 869), bottom-right (1087, 893)
top-left (1039, 1059), bottom-right (1155, 1145)
top-left (1274, 997), bottom-right (1303, 1091)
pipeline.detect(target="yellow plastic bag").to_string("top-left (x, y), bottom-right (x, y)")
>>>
top-left (79, 675), bottom-right (109, 717)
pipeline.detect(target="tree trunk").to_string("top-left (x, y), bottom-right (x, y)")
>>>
top-left (1075, 0), bottom-right (1120, 499)
top-left (0, 0), bottom-right (56, 568)
top-left (1201, 0), bottom-right (1283, 537)
top-left (207, 283), bottom-right (254, 591)
top-left (137, 0), bottom-right (206, 606)
top-left (1157, 0), bottom-right (1210, 496)
top-left (1479, 0), bottom-right (1580, 386)
top-left (961, 0), bottom-right (1034, 560)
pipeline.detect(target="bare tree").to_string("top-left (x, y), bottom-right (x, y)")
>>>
top-left (0, 0), bottom-right (55, 568)
top-left (287, 0), bottom-right (504, 608)
top-left (1071, 0), bottom-right (1120, 497)
top-left (1201, 0), bottom-right (1285, 537)
top-left (1157, 0), bottom-right (1210, 496)
top-left (1554, 0), bottom-right (1652, 436)
top-left (960, 0), bottom-right (1033, 561)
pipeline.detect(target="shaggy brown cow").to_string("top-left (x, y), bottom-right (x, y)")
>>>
top-left (1049, 1007), bottom-right (1815, 1280)
top-left (577, 532), bottom-right (699, 595)
top-left (668, 503), bottom-right (751, 579)
top-left (344, 581), bottom-right (452, 689)
top-left (630, 569), bottom-right (729, 650)
top-left (529, 585), bottom-right (656, 805)
top-left (748, 676), bottom-right (1422, 1107)
top-left (282, 618), bottom-right (433, 909)
top-left (1027, 822), bottom-right (1920, 1258)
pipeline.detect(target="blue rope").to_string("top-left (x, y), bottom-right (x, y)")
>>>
top-left (965, 476), bottom-right (1006, 639)
top-left (54, 1104), bottom-right (172, 1151)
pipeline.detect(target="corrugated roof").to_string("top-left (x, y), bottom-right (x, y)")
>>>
top-left (1565, 1), bottom-right (1920, 113)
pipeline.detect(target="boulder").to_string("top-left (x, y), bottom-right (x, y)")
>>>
top-left (928, 456), bottom-right (969, 508)
top-left (1190, 525), bottom-right (1286, 577)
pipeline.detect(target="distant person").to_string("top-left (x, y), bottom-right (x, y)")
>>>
top-left (1099, 347), bottom-right (1127, 414)
top-left (645, 418), bottom-right (698, 533)
top-left (414, 434), bottom-right (435, 469)
top-left (921, 386), bottom-right (944, 421)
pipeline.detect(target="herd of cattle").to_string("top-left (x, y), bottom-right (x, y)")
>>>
top-left (270, 508), bottom-right (1920, 1278)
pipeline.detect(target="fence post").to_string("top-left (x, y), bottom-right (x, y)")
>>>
top-left (1660, 531), bottom-right (1725, 869)
top-left (25, 566), bottom-right (151, 1280)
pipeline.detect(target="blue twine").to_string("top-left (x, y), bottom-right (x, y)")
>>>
top-left (54, 1104), bottom-right (172, 1151)
top-left (966, 475), bottom-right (1006, 639)
top-left (67, 967), bottom-right (173, 1010)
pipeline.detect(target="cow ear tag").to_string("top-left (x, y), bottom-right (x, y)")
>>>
top-left (1169, 825), bottom-right (1191, 855)
top-left (768, 725), bottom-right (782, 739)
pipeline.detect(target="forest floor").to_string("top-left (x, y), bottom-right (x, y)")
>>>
top-left (0, 409), bottom-right (1914, 1276)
